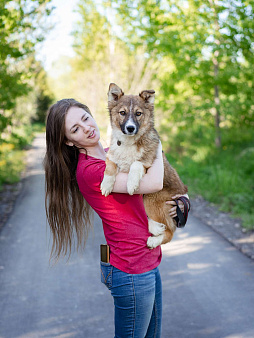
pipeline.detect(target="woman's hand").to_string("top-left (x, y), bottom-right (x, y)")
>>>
top-left (166, 194), bottom-right (185, 218)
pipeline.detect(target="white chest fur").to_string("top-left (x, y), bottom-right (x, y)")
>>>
top-left (108, 129), bottom-right (145, 172)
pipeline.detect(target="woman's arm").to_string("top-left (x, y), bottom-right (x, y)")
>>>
top-left (112, 141), bottom-right (164, 194)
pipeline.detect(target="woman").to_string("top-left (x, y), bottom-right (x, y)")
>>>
top-left (44, 98), bottom-right (189, 338)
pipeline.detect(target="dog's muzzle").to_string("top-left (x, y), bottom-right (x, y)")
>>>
top-left (121, 122), bottom-right (138, 135)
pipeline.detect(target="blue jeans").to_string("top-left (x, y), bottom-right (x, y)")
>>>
top-left (101, 262), bottom-right (162, 338)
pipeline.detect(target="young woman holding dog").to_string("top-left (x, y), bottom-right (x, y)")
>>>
top-left (44, 98), bottom-right (188, 338)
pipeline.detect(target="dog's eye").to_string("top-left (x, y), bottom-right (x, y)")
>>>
top-left (119, 111), bottom-right (126, 116)
top-left (136, 111), bottom-right (142, 116)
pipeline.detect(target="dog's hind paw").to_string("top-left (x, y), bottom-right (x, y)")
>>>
top-left (147, 235), bottom-right (163, 249)
top-left (100, 175), bottom-right (115, 197)
top-left (148, 218), bottom-right (166, 236)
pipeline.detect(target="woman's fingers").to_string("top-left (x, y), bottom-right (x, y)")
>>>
top-left (168, 206), bottom-right (177, 217)
top-left (166, 199), bottom-right (184, 217)
top-left (166, 201), bottom-right (177, 217)
top-left (166, 200), bottom-right (176, 206)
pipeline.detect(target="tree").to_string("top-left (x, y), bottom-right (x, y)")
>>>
top-left (0, 0), bottom-right (53, 133)
top-left (114, 0), bottom-right (254, 147)
top-left (34, 63), bottom-right (55, 123)
top-left (53, 0), bottom-right (159, 133)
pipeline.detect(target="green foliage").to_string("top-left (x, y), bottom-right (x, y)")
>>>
top-left (0, 149), bottom-right (25, 186)
top-left (115, 0), bottom-right (254, 137)
top-left (35, 92), bottom-right (54, 123)
top-left (0, 1), bottom-right (54, 189)
top-left (73, 0), bottom-right (111, 68)
top-left (0, 123), bottom-right (40, 187)
top-left (0, 0), bottom-right (53, 111)
top-left (0, 1), bottom-right (53, 188)
top-left (0, 115), bottom-right (11, 135)
top-left (48, 0), bottom-right (158, 133)
top-left (164, 126), bottom-right (254, 229)
top-left (33, 65), bottom-right (55, 123)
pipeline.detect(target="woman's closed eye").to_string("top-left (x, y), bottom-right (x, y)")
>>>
top-left (73, 116), bottom-right (89, 133)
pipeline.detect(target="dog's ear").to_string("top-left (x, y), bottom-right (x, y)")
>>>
top-left (108, 83), bottom-right (124, 102)
top-left (139, 90), bottom-right (155, 104)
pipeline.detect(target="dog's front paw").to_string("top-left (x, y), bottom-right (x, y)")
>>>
top-left (127, 178), bottom-right (140, 195)
top-left (147, 235), bottom-right (163, 249)
top-left (127, 161), bottom-right (145, 195)
top-left (148, 219), bottom-right (166, 236)
top-left (100, 175), bottom-right (115, 197)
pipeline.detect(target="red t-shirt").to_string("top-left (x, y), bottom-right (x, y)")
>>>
top-left (76, 152), bottom-right (162, 274)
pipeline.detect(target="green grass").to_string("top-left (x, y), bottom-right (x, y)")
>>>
top-left (0, 148), bottom-right (26, 186)
top-left (0, 123), bottom-right (45, 189)
top-left (164, 126), bottom-right (254, 230)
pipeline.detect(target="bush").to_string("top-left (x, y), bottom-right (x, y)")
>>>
top-left (164, 127), bottom-right (254, 229)
top-left (0, 123), bottom-right (44, 189)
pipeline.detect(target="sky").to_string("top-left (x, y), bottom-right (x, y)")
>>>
top-left (36, 0), bottom-right (80, 71)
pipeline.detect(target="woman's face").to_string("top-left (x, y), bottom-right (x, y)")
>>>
top-left (65, 106), bottom-right (100, 149)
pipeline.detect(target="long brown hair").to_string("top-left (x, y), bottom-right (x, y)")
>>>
top-left (44, 98), bottom-right (92, 260)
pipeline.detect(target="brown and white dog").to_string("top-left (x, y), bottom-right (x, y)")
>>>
top-left (100, 83), bottom-right (188, 248)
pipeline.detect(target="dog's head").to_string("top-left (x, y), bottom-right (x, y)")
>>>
top-left (107, 83), bottom-right (155, 136)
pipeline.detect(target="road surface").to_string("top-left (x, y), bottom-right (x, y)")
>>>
top-left (0, 134), bottom-right (254, 338)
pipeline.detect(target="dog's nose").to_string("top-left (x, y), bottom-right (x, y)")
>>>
top-left (127, 126), bottom-right (135, 133)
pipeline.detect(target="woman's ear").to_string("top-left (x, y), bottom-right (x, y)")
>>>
top-left (65, 140), bottom-right (74, 147)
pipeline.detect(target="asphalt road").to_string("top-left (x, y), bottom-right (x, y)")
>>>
top-left (0, 134), bottom-right (254, 338)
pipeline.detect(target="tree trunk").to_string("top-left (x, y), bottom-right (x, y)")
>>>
top-left (210, 0), bottom-right (222, 148)
top-left (214, 59), bottom-right (221, 148)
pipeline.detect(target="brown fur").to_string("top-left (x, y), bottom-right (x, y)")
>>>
top-left (104, 158), bottom-right (118, 176)
top-left (101, 83), bottom-right (188, 247)
top-left (144, 155), bottom-right (188, 245)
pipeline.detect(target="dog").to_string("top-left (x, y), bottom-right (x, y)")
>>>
top-left (100, 83), bottom-right (188, 248)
